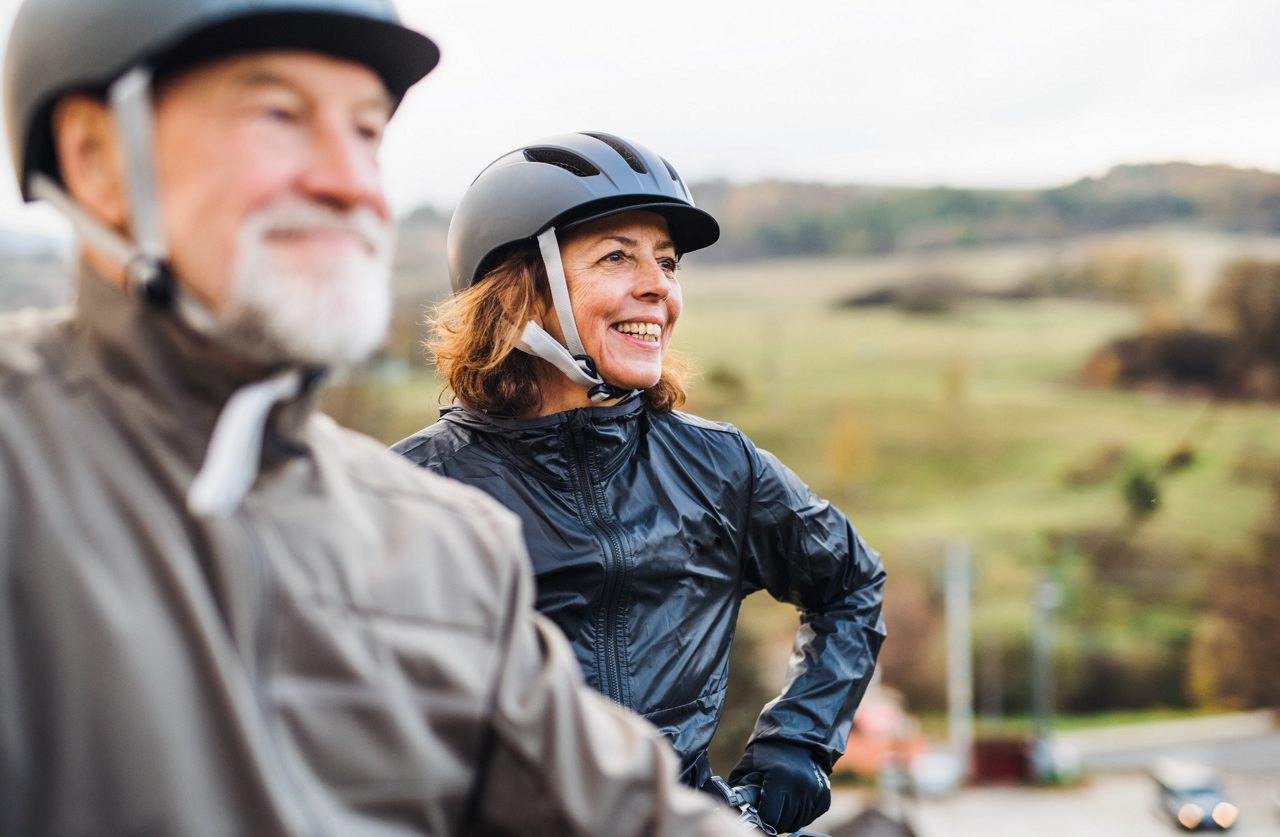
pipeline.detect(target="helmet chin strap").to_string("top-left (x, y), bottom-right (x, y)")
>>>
top-left (32, 66), bottom-right (220, 334)
top-left (514, 227), bottom-right (631, 404)
top-left (36, 64), bottom-right (304, 518)
top-left (108, 67), bottom-right (171, 302)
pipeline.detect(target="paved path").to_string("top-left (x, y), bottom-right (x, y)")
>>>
top-left (818, 712), bottom-right (1280, 836)
top-left (907, 771), bottom-right (1277, 837)
top-left (1059, 710), bottom-right (1278, 771)
top-left (821, 772), bottom-right (1277, 837)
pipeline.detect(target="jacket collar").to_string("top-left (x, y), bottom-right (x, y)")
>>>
top-left (440, 397), bottom-right (646, 486)
top-left (65, 267), bottom-right (321, 468)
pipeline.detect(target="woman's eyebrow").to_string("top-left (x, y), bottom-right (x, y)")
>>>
top-left (600, 235), bottom-right (676, 251)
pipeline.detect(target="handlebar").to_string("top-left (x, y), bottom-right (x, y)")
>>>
top-left (704, 776), bottom-right (830, 837)
top-left (732, 783), bottom-right (762, 809)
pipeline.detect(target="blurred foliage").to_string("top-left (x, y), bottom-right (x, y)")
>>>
top-left (1189, 469), bottom-right (1280, 709)
top-left (1121, 467), bottom-right (1161, 521)
top-left (1016, 247), bottom-right (1183, 304)
top-left (875, 572), bottom-right (947, 712)
top-left (1060, 443), bottom-right (1128, 488)
top-left (838, 272), bottom-right (971, 315)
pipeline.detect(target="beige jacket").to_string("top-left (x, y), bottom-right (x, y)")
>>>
top-left (0, 271), bottom-right (741, 836)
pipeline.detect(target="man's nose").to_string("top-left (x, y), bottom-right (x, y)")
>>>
top-left (299, 121), bottom-right (388, 218)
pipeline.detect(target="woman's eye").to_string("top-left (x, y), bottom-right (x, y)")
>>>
top-left (660, 258), bottom-right (679, 272)
top-left (602, 251), bottom-right (626, 264)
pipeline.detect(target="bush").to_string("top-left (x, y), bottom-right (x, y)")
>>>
top-left (1079, 330), bottom-right (1235, 393)
top-left (1079, 259), bottom-right (1280, 401)
top-left (1017, 247), bottom-right (1183, 304)
top-left (837, 272), bottom-right (972, 315)
top-left (1206, 259), bottom-right (1280, 364)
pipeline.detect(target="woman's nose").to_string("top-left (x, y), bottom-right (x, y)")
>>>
top-left (634, 258), bottom-right (674, 299)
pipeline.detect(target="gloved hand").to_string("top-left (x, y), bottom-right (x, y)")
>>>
top-left (728, 739), bottom-right (831, 833)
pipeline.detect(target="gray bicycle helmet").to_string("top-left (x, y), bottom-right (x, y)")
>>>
top-left (447, 132), bottom-right (720, 403)
top-left (448, 131), bottom-right (719, 293)
top-left (5, 0), bottom-right (438, 200)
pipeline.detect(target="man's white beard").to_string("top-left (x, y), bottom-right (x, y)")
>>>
top-left (218, 198), bottom-right (394, 368)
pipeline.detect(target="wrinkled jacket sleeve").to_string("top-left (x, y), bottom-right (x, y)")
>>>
top-left (0, 449), bottom-right (25, 837)
top-left (738, 441), bottom-right (887, 771)
top-left (473, 515), bottom-right (744, 836)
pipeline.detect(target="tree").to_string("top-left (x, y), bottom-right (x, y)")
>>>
top-left (1206, 259), bottom-right (1280, 365)
top-left (1188, 473), bottom-right (1280, 708)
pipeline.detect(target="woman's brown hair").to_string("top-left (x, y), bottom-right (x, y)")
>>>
top-left (428, 245), bottom-right (689, 417)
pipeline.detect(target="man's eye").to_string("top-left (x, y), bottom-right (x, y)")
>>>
top-left (603, 251), bottom-right (626, 264)
top-left (356, 121), bottom-right (386, 143)
top-left (660, 258), bottom-right (679, 272)
top-left (265, 106), bottom-right (300, 124)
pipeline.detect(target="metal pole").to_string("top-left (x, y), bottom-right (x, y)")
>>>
top-left (1030, 574), bottom-right (1061, 780)
top-left (945, 540), bottom-right (973, 781)
top-left (980, 632), bottom-right (1003, 724)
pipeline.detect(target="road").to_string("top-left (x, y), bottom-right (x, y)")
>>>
top-left (819, 772), bottom-right (1278, 837)
top-left (905, 771), bottom-right (1276, 837)
top-left (816, 712), bottom-right (1279, 837)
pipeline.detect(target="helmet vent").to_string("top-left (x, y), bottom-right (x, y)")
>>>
top-left (523, 147), bottom-right (600, 177)
top-left (661, 157), bottom-right (681, 183)
top-left (583, 132), bottom-right (648, 174)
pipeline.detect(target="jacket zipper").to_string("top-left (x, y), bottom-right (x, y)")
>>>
top-left (242, 516), bottom-right (328, 837)
top-left (568, 422), bottom-right (632, 709)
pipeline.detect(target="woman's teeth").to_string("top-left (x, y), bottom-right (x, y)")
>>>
top-left (613, 322), bottom-right (661, 342)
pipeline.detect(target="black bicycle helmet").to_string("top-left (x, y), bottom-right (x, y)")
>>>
top-left (445, 132), bottom-right (719, 404)
top-left (448, 131), bottom-right (719, 293)
top-left (5, 0), bottom-right (439, 199)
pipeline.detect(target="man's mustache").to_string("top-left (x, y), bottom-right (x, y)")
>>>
top-left (246, 199), bottom-right (391, 255)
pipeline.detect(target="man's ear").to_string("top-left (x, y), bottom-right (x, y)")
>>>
top-left (51, 95), bottom-right (129, 229)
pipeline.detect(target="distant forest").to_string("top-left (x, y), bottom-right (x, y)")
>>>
top-left (689, 162), bottom-right (1280, 261)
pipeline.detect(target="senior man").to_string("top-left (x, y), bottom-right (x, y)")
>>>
top-left (0, 1), bottom-right (742, 834)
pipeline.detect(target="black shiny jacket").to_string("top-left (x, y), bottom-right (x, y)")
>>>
top-left (393, 398), bottom-right (886, 777)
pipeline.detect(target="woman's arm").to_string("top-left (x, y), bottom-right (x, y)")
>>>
top-left (736, 443), bottom-right (887, 769)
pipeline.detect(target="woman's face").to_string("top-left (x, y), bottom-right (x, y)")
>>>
top-left (539, 210), bottom-right (681, 412)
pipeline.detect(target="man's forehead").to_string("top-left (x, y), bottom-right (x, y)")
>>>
top-left (165, 49), bottom-right (392, 108)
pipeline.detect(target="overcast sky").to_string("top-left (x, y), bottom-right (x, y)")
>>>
top-left (1, 0), bottom-right (1278, 236)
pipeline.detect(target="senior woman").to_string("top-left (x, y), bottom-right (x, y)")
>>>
top-left (393, 132), bottom-right (885, 834)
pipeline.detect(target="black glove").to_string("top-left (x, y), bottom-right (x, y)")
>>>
top-left (728, 739), bottom-right (831, 833)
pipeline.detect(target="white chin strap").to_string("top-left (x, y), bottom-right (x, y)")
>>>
top-left (186, 368), bottom-right (303, 517)
top-left (35, 64), bottom-right (305, 517)
top-left (513, 227), bottom-right (623, 404)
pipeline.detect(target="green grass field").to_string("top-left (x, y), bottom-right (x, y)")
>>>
top-left (675, 273), bottom-right (1277, 558)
